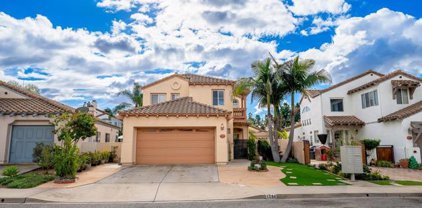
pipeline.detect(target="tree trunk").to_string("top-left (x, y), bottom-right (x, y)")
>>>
top-left (281, 93), bottom-right (295, 162)
top-left (267, 97), bottom-right (281, 162)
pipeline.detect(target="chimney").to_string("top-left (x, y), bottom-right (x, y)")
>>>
top-left (88, 100), bottom-right (97, 116)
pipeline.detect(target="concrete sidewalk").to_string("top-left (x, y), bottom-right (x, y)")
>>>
top-left (1, 181), bottom-right (421, 203)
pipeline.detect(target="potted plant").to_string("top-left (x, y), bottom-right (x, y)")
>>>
top-left (400, 158), bottom-right (409, 169)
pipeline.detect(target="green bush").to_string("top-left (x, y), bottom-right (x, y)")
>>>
top-left (257, 140), bottom-right (273, 161)
top-left (318, 163), bottom-right (327, 171)
top-left (248, 160), bottom-right (268, 171)
top-left (110, 147), bottom-right (118, 162)
top-left (35, 144), bottom-right (55, 170)
top-left (78, 153), bottom-right (90, 172)
top-left (247, 138), bottom-right (256, 161)
top-left (287, 157), bottom-right (298, 163)
top-left (409, 156), bottom-right (420, 170)
top-left (2, 166), bottom-right (19, 177)
top-left (376, 160), bottom-right (394, 168)
top-left (53, 137), bottom-right (80, 179)
top-left (362, 139), bottom-right (380, 150)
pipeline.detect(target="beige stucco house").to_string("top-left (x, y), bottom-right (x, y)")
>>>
top-left (120, 74), bottom-right (249, 165)
top-left (0, 81), bottom-right (121, 164)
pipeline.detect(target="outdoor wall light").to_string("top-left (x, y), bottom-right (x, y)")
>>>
top-left (220, 123), bottom-right (225, 130)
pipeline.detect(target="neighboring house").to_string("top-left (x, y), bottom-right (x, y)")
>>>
top-left (294, 70), bottom-right (422, 163)
top-left (120, 73), bottom-right (249, 165)
top-left (248, 126), bottom-right (268, 140)
top-left (0, 81), bottom-right (121, 164)
top-left (86, 100), bottom-right (123, 129)
top-left (78, 100), bottom-right (122, 156)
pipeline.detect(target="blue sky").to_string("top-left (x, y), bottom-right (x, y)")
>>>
top-left (0, 0), bottom-right (421, 115)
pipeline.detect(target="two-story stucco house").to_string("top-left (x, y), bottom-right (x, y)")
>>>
top-left (295, 70), bottom-right (422, 164)
top-left (119, 74), bottom-right (248, 165)
top-left (0, 80), bottom-right (121, 164)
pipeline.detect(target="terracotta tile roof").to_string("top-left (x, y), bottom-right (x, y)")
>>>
top-left (301, 70), bottom-right (383, 101)
top-left (324, 116), bottom-right (365, 127)
top-left (378, 100), bottom-right (422, 122)
top-left (0, 81), bottom-right (74, 115)
top-left (182, 74), bottom-right (235, 85)
top-left (0, 98), bottom-right (69, 115)
top-left (142, 73), bottom-right (235, 89)
top-left (347, 70), bottom-right (422, 94)
top-left (305, 90), bottom-right (322, 98)
top-left (119, 97), bottom-right (230, 117)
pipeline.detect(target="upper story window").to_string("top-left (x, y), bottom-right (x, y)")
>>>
top-left (212, 90), bottom-right (224, 106)
top-left (330, 98), bottom-right (344, 112)
top-left (233, 99), bottom-right (239, 108)
top-left (151, 93), bottom-right (166, 105)
top-left (361, 90), bottom-right (379, 109)
top-left (171, 93), bottom-right (180, 100)
top-left (95, 132), bottom-right (101, 142)
top-left (105, 133), bottom-right (110, 143)
top-left (302, 106), bottom-right (310, 114)
top-left (396, 88), bottom-right (409, 104)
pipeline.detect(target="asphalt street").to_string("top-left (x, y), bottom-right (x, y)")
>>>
top-left (1, 197), bottom-right (422, 208)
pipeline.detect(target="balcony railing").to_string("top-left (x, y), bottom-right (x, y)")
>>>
top-left (233, 108), bottom-right (246, 122)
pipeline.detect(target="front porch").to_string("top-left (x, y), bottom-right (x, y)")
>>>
top-left (324, 116), bottom-right (365, 157)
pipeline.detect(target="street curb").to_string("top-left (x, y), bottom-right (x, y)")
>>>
top-left (2, 192), bottom-right (422, 203)
top-left (243, 192), bottom-right (422, 200)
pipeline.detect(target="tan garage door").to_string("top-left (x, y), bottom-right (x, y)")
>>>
top-left (136, 128), bottom-right (215, 165)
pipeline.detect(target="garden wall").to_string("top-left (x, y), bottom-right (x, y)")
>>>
top-left (279, 140), bottom-right (309, 164)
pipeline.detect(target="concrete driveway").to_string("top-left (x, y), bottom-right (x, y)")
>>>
top-left (98, 165), bottom-right (219, 184)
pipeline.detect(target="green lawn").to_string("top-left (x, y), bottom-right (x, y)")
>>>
top-left (394, 180), bottom-right (422, 186)
top-left (267, 162), bottom-right (345, 186)
top-left (369, 180), bottom-right (393, 185)
top-left (0, 173), bottom-right (55, 188)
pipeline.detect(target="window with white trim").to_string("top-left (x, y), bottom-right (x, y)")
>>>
top-left (151, 93), bottom-right (166, 104)
top-left (361, 90), bottom-right (379, 108)
top-left (212, 90), bottom-right (224, 106)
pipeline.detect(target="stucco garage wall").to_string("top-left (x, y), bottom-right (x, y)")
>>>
top-left (0, 116), bottom-right (57, 164)
top-left (121, 116), bottom-right (230, 164)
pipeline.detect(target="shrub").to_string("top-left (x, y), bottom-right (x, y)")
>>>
top-left (362, 139), bottom-right (380, 151)
top-left (318, 163), bottom-right (327, 171)
top-left (2, 166), bottom-right (19, 177)
top-left (35, 144), bottom-right (55, 170)
top-left (376, 160), bottom-right (394, 168)
top-left (110, 147), bottom-right (118, 162)
top-left (408, 156), bottom-right (420, 170)
top-left (53, 137), bottom-right (80, 179)
top-left (248, 160), bottom-right (268, 171)
top-left (287, 157), bottom-right (298, 163)
top-left (257, 140), bottom-right (273, 161)
top-left (78, 153), bottom-right (90, 172)
top-left (247, 138), bottom-right (256, 161)
top-left (0, 173), bottom-right (54, 189)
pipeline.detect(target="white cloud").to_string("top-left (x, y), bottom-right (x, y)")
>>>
top-left (289, 0), bottom-right (351, 16)
top-left (299, 8), bottom-right (422, 82)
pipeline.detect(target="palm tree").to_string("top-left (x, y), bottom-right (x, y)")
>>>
top-left (249, 58), bottom-right (283, 162)
top-left (272, 56), bottom-right (331, 162)
top-left (118, 83), bottom-right (143, 107)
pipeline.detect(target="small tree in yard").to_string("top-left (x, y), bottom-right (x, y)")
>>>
top-left (247, 131), bottom-right (257, 160)
top-left (52, 112), bottom-right (97, 180)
